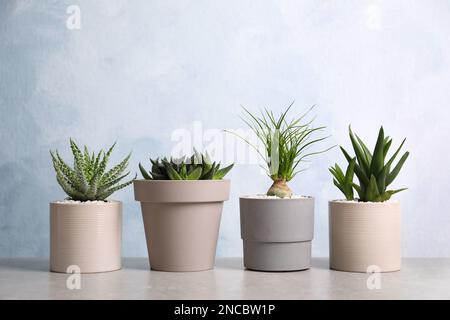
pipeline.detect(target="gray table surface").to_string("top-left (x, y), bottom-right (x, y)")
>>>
top-left (0, 258), bottom-right (449, 299)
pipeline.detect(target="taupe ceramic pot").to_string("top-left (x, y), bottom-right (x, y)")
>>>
top-left (240, 196), bottom-right (314, 272)
top-left (329, 200), bottom-right (401, 273)
top-left (134, 180), bottom-right (230, 272)
top-left (50, 201), bottom-right (122, 273)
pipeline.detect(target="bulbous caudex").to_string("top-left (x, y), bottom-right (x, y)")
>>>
top-left (267, 179), bottom-right (292, 198)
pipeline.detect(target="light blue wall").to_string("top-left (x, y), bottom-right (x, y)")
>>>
top-left (1, 0), bottom-right (450, 257)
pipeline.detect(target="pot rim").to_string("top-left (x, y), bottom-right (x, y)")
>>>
top-left (329, 199), bottom-right (399, 205)
top-left (50, 199), bottom-right (121, 205)
top-left (133, 179), bottom-right (230, 183)
top-left (134, 179), bottom-right (230, 203)
top-left (240, 195), bottom-right (313, 200)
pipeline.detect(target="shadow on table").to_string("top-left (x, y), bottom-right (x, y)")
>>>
top-left (217, 257), bottom-right (331, 272)
top-left (215, 257), bottom-right (244, 270)
top-left (311, 257), bottom-right (330, 270)
top-left (122, 257), bottom-right (151, 270)
top-left (124, 257), bottom-right (246, 271)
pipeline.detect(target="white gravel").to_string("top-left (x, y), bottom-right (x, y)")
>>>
top-left (54, 200), bottom-right (109, 204)
top-left (332, 199), bottom-right (399, 203)
top-left (242, 194), bottom-right (311, 199)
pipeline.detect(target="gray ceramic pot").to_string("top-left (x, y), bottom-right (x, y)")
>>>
top-left (240, 196), bottom-right (314, 271)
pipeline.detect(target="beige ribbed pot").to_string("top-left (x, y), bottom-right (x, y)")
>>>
top-left (329, 200), bottom-right (401, 273)
top-left (50, 201), bottom-right (122, 273)
top-left (134, 180), bottom-right (230, 272)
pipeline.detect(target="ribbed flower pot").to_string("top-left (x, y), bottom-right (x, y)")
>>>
top-left (50, 201), bottom-right (122, 273)
top-left (240, 196), bottom-right (314, 271)
top-left (329, 200), bottom-right (401, 273)
top-left (134, 180), bottom-right (230, 272)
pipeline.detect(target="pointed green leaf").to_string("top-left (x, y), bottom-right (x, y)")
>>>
top-left (187, 166), bottom-right (202, 180)
top-left (165, 163), bottom-right (182, 180)
top-left (369, 126), bottom-right (385, 176)
top-left (101, 153), bottom-right (131, 184)
top-left (386, 138), bottom-right (406, 168)
top-left (386, 151), bottom-right (409, 186)
top-left (139, 163), bottom-right (152, 180)
top-left (340, 146), bottom-right (369, 185)
top-left (213, 163), bottom-right (234, 180)
top-left (345, 158), bottom-right (356, 185)
top-left (352, 183), bottom-right (362, 200)
top-left (180, 163), bottom-right (187, 179)
top-left (333, 179), bottom-right (346, 196)
top-left (383, 138), bottom-right (392, 159)
top-left (97, 174), bottom-right (136, 200)
top-left (349, 126), bottom-right (370, 175)
top-left (376, 188), bottom-right (407, 202)
top-left (355, 133), bottom-right (372, 164)
top-left (364, 175), bottom-right (380, 202)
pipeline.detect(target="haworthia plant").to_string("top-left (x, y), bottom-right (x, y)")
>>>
top-left (50, 139), bottom-right (135, 201)
top-left (330, 126), bottom-right (409, 202)
top-left (139, 150), bottom-right (233, 180)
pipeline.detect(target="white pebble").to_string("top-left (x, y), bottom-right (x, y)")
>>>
top-left (242, 194), bottom-right (311, 199)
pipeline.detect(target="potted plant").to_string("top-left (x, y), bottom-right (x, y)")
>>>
top-left (49, 139), bottom-right (134, 273)
top-left (135, 151), bottom-right (233, 272)
top-left (230, 102), bottom-right (331, 271)
top-left (329, 126), bottom-right (409, 272)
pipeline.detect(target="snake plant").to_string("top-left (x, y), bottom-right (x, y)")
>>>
top-left (50, 139), bottom-right (135, 201)
top-left (330, 126), bottom-right (409, 202)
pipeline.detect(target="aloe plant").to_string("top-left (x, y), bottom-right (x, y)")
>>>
top-left (330, 126), bottom-right (409, 202)
top-left (139, 150), bottom-right (233, 180)
top-left (228, 102), bottom-right (332, 198)
top-left (50, 139), bottom-right (135, 201)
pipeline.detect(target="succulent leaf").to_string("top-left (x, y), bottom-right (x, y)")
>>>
top-left (140, 152), bottom-right (233, 181)
top-left (51, 140), bottom-right (134, 201)
top-left (139, 163), bottom-right (152, 180)
top-left (330, 126), bottom-right (408, 202)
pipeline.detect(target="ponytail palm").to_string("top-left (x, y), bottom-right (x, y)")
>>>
top-left (231, 102), bottom-right (332, 198)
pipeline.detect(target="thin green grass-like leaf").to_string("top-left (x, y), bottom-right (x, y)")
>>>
top-left (234, 103), bottom-right (331, 184)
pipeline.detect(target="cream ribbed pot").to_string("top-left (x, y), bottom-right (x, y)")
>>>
top-left (329, 200), bottom-right (401, 273)
top-left (50, 201), bottom-right (122, 273)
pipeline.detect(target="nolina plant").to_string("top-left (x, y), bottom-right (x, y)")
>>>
top-left (330, 126), bottom-right (409, 202)
top-left (230, 102), bottom-right (332, 198)
top-left (50, 139), bottom-right (135, 201)
top-left (139, 150), bottom-right (233, 180)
